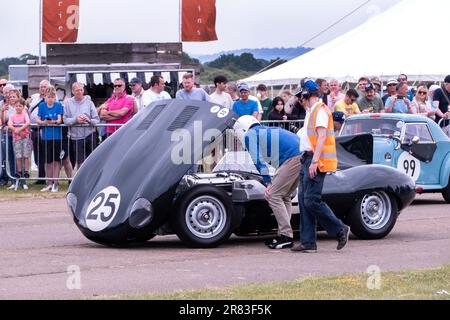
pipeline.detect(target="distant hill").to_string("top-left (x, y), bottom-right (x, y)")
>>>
top-left (191, 46), bottom-right (313, 64)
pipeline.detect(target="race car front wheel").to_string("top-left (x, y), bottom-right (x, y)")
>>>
top-left (348, 191), bottom-right (398, 239)
top-left (172, 185), bottom-right (236, 248)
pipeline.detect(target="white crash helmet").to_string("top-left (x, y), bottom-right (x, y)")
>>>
top-left (233, 115), bottom-right (260, 144)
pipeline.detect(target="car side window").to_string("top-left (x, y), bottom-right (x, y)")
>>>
top-left (402, 124), bottom-right (434, 144)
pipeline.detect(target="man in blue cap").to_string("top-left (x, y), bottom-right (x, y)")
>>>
top-left (291, 80), bottom-right (350, 253)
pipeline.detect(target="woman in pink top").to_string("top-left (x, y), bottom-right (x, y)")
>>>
top-left (8, 98), bottom-right (31, 190)
top-left (99, 78), bottom-right (134, 138)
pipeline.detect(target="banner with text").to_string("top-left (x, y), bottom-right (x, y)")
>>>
top-left (182, 0), bottom-right (218, 42)
top-left (42, 0), bottom-right (79, 43)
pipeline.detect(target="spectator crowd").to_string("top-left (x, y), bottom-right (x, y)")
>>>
top-left (1, 73), bottom-right (450, 192)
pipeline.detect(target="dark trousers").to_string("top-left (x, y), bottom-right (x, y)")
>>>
top-left (298, 154), bottom-right (343, 245)
top-left (0, 132), bottom-right (17, 182)
top-left (31, 129), bottom-right (46, 179)
top-left (69, 133), bottom-right (97, 169)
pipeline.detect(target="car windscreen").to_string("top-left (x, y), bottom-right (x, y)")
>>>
top-left (340, 118), bottom-right (403, 136)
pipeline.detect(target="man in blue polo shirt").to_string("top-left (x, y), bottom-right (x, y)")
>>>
top-left (233, 115), bottom-right (302, 249)
top-left (385, 83), bottom-right (412, 114)
top-left (231, 83), bottom-right (259, 118)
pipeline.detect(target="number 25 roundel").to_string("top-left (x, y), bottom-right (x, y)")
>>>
top-left (86, 186), bottom-right (121, 232)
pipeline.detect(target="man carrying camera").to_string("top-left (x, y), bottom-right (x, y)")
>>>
top-left (385, 83), bottom-right (412, 114)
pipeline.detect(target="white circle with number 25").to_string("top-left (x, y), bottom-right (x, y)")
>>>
top-left (397, 152), bottom-right (421, 182)
top-left (86, 186), bottom-right (121, 232)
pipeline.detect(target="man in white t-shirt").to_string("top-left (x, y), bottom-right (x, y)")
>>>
top-left (209, 75), bottom-right (233, 109)
top-left (129, 77), bottom-right (145, 113)
top-left (142, 75), bottom-right (172, 108)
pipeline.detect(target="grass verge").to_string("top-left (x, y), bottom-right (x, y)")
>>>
top-left (0, 181), bottom-right (68, 200)
top-left (107, 265), bottom-right (450, 300)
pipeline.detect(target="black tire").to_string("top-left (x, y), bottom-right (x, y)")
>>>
top-left (442, 176), bottom-right (450, 204)
top-left (172, 185), bottom-right (236, 248)
top-left (347, 191), bottom-right (398, 239)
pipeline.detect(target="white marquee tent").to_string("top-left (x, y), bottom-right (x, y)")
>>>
top-left (243, 0), bottom-right (449, 86)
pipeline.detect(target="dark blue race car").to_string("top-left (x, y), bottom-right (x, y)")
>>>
top-left (67, 100), bottom-right (415, 247)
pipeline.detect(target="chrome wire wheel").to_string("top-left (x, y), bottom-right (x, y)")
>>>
top-left (360, 191), bottom-right (392, 230)
top-left (185, 195), bottom-right (227, 239)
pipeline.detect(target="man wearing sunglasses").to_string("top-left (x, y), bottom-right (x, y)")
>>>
top-left (99, 78), bottom-right (134, 138)
top-left (334, 88), bottom-right (360, 117)
top-left (382, 78), bottom-right (399, 105)
top-left (0, 79), bottom-right (8, 103)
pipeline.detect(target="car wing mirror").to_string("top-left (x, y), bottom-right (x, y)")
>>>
top-left (412, 136), bottom-right (420, 144)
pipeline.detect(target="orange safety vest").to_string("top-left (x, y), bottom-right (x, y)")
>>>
top-left (307, 101), bottom-right (338, 172)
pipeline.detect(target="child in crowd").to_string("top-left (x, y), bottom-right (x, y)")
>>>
top-left (7, 98), bottom-right (31, 190)
top-left (37, 86), bottom-right (64, 193)
top-left (268, 96), bottom-right (288, 121)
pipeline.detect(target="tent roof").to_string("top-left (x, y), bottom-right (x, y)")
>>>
top-left (243, 0), bottom-right (448, 86)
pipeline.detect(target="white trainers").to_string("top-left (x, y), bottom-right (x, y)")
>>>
top-left (51, 184), bottom-right (59, 193)
top-left (41, 184), bottom-right (53, 192)
top-left (7, 180), bottom-right (19, 191)
top-left (22, 183), bottom-right (29, 190)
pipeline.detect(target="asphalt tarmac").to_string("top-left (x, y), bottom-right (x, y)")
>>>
top-left (0, 193), bottom-right (449, 299)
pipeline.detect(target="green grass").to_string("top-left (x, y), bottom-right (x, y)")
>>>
top-left (106, 265), bottom-right (450, 300)
top-left (0, 181), bottom-right (69, 199)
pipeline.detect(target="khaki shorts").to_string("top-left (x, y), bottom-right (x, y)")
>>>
top-left (13, 138), bottom-right (32, 158)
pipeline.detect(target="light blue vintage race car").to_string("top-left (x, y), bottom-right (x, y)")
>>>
top-left (339, 113), bottom-right (450, 203)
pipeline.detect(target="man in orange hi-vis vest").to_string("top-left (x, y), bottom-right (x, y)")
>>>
top-left (291, 80), bottom-right (350, 253)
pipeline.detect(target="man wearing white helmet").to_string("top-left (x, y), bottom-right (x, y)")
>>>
top-left (233, 115), bottom-right (302, 249)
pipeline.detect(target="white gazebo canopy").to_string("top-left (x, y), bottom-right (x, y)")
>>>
top-left (242, 0), bottom-right (448, 86)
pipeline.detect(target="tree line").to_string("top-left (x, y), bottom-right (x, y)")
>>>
top-left (0, 54), bottom-right (39, 77)
top-left (1, 52), bottom-right (285, 82)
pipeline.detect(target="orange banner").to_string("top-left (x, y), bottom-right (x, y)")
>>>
top-left (42, 0), bottom-right (79, 43)
top-left (182, 0), bottom-right (218, 42)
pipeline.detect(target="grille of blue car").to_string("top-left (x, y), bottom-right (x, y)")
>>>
top-left (167, 105), bottom-right (200, 131)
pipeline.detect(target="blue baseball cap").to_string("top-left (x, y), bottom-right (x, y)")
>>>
top-left (295, 79), bottom-right (319, 97)
top-left (332, 111), bottom-right (345, 124)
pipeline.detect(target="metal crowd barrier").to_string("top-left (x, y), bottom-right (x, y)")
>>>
top-left (0, 120), bottom-right (304, 186)
top-left (0, 124), bottom-right (123, 186)
top-left (438, 118), bottom-right (450, 128)
top-left (438, 118), bottom-right (450, 138)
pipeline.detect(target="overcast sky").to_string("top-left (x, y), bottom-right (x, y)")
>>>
top-left (1, 0), bottom-right (402, 59)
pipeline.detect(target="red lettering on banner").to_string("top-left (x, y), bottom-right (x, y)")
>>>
top-left (182, 0), bottom-right (218, 42)
top-left (42, 0), bottom-right (79, 43)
